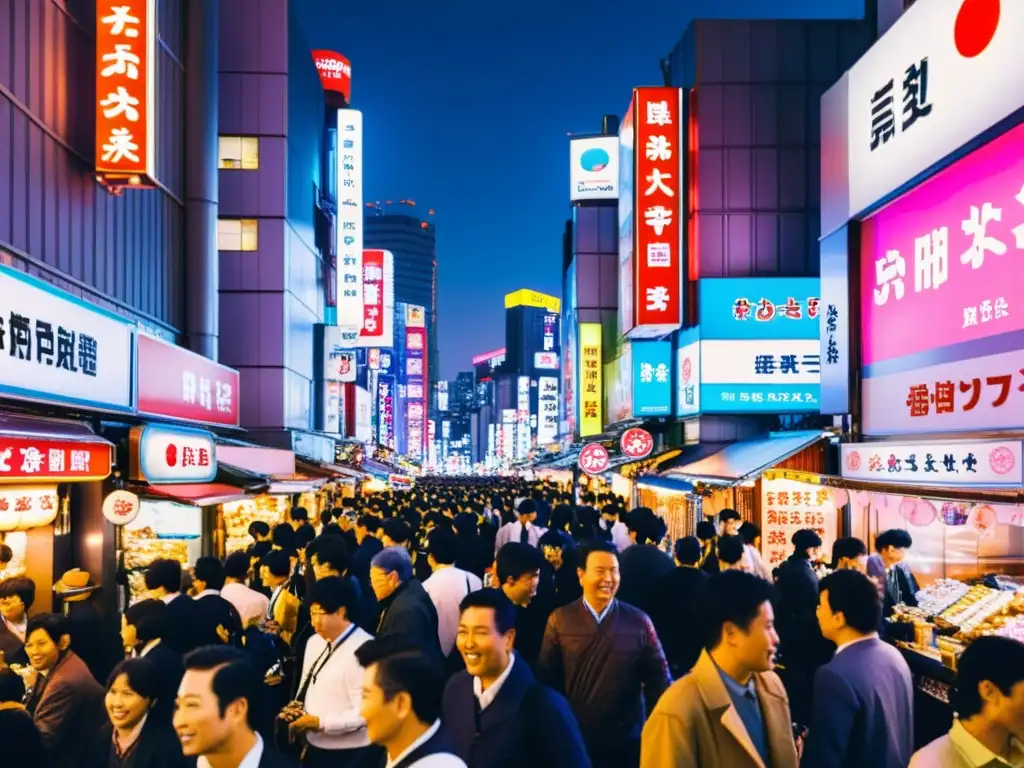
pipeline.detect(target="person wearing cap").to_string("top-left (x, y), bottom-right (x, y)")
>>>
top-left (53, 567), bottom-right (115, 681)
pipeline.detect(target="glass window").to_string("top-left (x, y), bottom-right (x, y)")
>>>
top-left (218, 136), bottom-right (259, 170)
top-left (217, 219), bottom-right (258, 251)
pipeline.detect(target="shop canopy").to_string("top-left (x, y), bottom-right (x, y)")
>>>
top-left (215, 440), bottom-right (324, 493)
top-left (360, 458), bottom-right (394, 481)
top-left (132, 462), bottom-right (269, 507)
top-left (641, 430), bottom-right (830, 492)
top-left (295, 457), bottom-right (367, 482)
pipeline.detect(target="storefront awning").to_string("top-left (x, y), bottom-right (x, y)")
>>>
top-left (360, 458), bottom-right (394, 480)
top-left (0, 413), bottom-right (114, 445)
top-left (268, 477), bottom-right (324, 494)
top-left (141, 483), bottom-right (254, 506)
top-left (0, 413), bottom-right (115, 483)
top-left (296, 458), bottom-right (343, 480)
top-left (654, 430), bottom-right (830, 488)
top-left (812, 473), bottom-right (1024, 505)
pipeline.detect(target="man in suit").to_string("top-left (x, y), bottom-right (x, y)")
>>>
top-left (866, 529), bottom-right (919, 617)
top-left (192, 556), bottom-right (243, 646)
top-left (641, 570), bottom-right (799, 768)
top-left (442, 588), bottom-right (591, 768)
top-left (260, 550), bottom-right (301, 646)
top-left (145, 558), bottom-right (204, 655)
top-left (651, 537), bottom-right (710, 678)
top-left (24, 613), bottom-right (105, 768)
top-left (801, 569), bottom-right (914, 768)
top-left (370, 547), bottom-right (444, 667)
top-left (0, 575), bottom-right (34, 665)
top-left (493, 500), bottom-right (544, 554)
top-left (175, 646), bottom-right (298, 767)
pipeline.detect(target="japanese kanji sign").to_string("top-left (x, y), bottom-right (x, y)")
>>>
top-left (578, 323), bottom-right (603, 437)
top-left (578, 442), bottom-right (610, 476)
top-left (360, 250), bottom-right (386, 340)
top-left (0, 264), bottom-right (133, 412)
top-left (136, 333), bottom-right (240, 427)
top-left (620, 427), bottom-right (654, 460)
top-left (836, 0), bottom-right (1024, 223)
top-left (632, 340), bottom-right (672, 416)
top-left (130, 424), bottom-right (217, 484)
top-left (819, 228), bottom-right (851, 415)
top-left (698, 277), bottom-right (821, 340)
top-left (698, 339), bottom-right (821, 414)
top-left (841, 440), bottom-right (1023, 487)
top-left (537, 376), bottom-right (559, 445)
top-left (623, 87), bottom-right (684, 338)
top-left (95, 0), bottom-right (156, 182)
top-left (101, 489), bottom-right (141, 526)
top-left (0, 437), bottom-right (112, 483)
top-left (311, 50), bottom-right (352, 101)
top-left (676, 332), bottom-right (700, 417)
top-left (377, 374), bottom-right (395, 450)
top-left (760, 478), bottom-right (837, 567)
top-left (336, 109), bottom-right (364, 340)
top-left (0, 487), bottom-right (61, 530)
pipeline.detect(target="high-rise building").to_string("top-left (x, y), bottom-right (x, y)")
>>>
top-left (365, 212), bottom-right (439, 379)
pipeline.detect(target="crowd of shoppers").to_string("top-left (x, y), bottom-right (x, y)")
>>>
top-left (0, 477), bottom-right (1020, 768)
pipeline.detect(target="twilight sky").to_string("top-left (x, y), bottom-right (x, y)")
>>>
top-left (297, 0), bottom-right (866, 379)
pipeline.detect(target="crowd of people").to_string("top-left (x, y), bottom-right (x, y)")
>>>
top-left (0, 477), bottom-right (1021, 768)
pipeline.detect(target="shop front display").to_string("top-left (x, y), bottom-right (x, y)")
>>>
top-left (124, 499), bottom-right (203, 603)
top-left (221, 495), bottom-right (291, 554)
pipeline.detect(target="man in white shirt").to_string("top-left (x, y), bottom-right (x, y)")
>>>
top-left (494, 500), bottom-right (544, 555)
top-left (283, 576), bottom-right (380, 767)
top-left (422, 529), bottom-right (482, 658)
top-left (175, 646), bottom-right (297, 767)
top-left (222, 551), bottom-right (270, 629)
top-left (911, 635), bottom-right (1024, 768)
top-left (355, 638), bottom-right (467, 768)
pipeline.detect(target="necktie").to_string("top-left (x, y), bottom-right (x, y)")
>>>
top-left (889, 568), bottom-right (902, 604)
top-left (519, 523), bottom-right (529, 544)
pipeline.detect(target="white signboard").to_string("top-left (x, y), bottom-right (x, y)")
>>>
top-left (0, 265), bottom-right (133, 412)
top-left (676, 341), bottom-right (700, 417)
top-left (841, 440), bottom-right (1023, 487)
top-left (846, 0), bottom-right (1024, 215)
top-left (355, 386), bottom-right (372, 444)
top-left (570, 136), bottom-right (619, 201)
top-left (336, 109), bottom-right (364, 339)
top-left (136, 425), bottom-right (217, 484)
top-left (534, 352), bottom-right (559, 370)
top-left (323, 335), bottom-right (356, 383)
top-left (700, 340), bottom-right (821, 385)
top-left (537, 376), bottom-right (559, 444)
top-left (761, 478), bottom-right (838, 568)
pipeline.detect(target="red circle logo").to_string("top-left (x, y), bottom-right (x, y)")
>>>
top-left (682, 358), bottom-right (692, 383)
top-left (954, 0), bottom-right (1000, 58)
top-left (578, 443), bottom-right (610, 475)
top-left (988, 445), bottom-right (1015, 475)
top-left (620, 428), bottom-right (654, 460)
top-left (165, 443), bottom-right (178, 467)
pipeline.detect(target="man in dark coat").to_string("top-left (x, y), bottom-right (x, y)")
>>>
top-left (538, 540), bottom-right (671, 768)
top-left (370, 546), bottom-right (444, 666)
top-left (145, 558), bottom-right (204, 655)
top-left (443, 588), bottom-right (591, 768)
top-left (352, 515), bottom-right (384, 593)
top-left (192, 556), bottom-right (244, 647)
top-left (650, 537), bottom-right (709, 678)
top-left (801, 570), bottom-right (914, 768)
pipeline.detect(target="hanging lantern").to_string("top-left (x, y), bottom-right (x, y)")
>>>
top-left (968, 504), bottom-right (998, 538)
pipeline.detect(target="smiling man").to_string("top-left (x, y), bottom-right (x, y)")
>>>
top-left (537, 540), bottom-right (670, 768)
top-left (441, 588), bottom-right (590, 768)
top-left (175, 646), bottom-right (297, 768)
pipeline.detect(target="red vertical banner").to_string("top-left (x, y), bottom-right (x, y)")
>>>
top-left (361, 250), bottom-right (384, 338)
top-left (95, 0), bottom-right (156, 184)
top-left (631, 87), bottom-right (684, 337)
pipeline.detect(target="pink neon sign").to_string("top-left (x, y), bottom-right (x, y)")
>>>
top-left (861, 122), bottom-right (1024, 368)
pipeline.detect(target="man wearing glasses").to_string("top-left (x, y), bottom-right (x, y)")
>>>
top-left (279, 576), bottom-right (383, 767)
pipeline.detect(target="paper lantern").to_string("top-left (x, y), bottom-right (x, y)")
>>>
top-left (908, 498), bottom-right (937, 527)
top-left (898, 496), bottom-right (918, 521)
top-left (968, 504), bottom-right (998, 538)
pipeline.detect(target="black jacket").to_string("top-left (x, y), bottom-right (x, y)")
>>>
top-left (161, 594), bottom-right (204, 656)
top-left (377, 579), bottom-right (443, 664)
top-left (351, 537), bottom-right (383, 591)
top-left (649, 566), bottom-right (709, 677)
top-left (86, 716), bottom-right (188, 768)
top-left (193, 593), bottom-right (242, 647)
top-left (0, 705), bottom-right (42, 765)
top-left (616, 544), bottom-right (675, 620)
top-left (139, 643), bottom-right (183, 721)
top-left (442, 657), bottom-right (591, 768)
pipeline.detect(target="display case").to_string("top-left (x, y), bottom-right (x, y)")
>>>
top-left (123, 500), bottom-right (202, 603)
top-left (221, 495), bottom-right (290, 555)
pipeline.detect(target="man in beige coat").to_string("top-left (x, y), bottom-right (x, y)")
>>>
top-left (641, 571), bottom-right (799, 768)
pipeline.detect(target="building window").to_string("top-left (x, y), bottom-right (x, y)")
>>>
top-left (218, 136), bottom-right (259, 169)
top-left (217, 219), bottom-right (258, 251)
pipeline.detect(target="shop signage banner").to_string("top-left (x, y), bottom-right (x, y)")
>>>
top-left (761, 478), bottom-right (837, 567)
top-left (352, 249), bottom-right (394, 348)
top-left (0, 436), bottom-right (112, 482)
top-left (534, 352), bottom-right (558, 370)
top-left (131, 424), bottom-right (217, 484)
top-left (620, 427), bottom-right (653, 459)
top-left (841, 440), bottom-right (1024, 487)
top-left (0, 265), bottom-right (134, 413)
top-left (136, 333), bottom-right (240, 427)
top-left (310, 49), bottom-right (352, 101)
top-left (819, 228), bottom-right (852, 414)
top-left (606, 345), bottom-right (633, 424)
top-left (377, 374), bottom-right (395, 450)
top-left (632, 340), bottom-right (672, 417)
top-left (623, 87), bottom-right (684, 339)
top-left (95, 0), bottom-right (156, 183)
top-left (516, 376), bottom-right (531, 459)
top-left (699, 339), bottom-right (821, 413)
top-left (698, 277), bottom-right (820, 340)
top-left (861, 122), bottom-right (1024, 435)
top-left (102, 489), bottom-right (141, 526)
top-left (405, 325), bottom-right (427, 459)
top-left (844, 0), bottom-right (1024, 218)
top-left (537, 377), bottom-right (559, 444)
top-left (336, 109), bottom-right (364, 340)
top-left (405, 304), bottom-right (426, 328)
top-left (676, 328), bottom-right (700, 418)
top-left (0, 486), bottom-right (60, 531)
top-left (570, 136), bottom-right (620, 201)
top-left (324, 341), bottom-right (356, 383)
top-left (579, 442), bottom-right (610, 475)
top-left (578, 323), bottom-right (603, 437)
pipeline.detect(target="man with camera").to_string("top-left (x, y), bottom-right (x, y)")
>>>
top-left (279, 576), bottom-right (383, 767)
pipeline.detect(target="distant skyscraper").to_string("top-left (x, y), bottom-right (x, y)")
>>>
top-left (365, 212), bottom-right (439, 378)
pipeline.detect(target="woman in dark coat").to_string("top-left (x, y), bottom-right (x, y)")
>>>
top-left (86, 658), bottom-right (188, 768)
top-left (0, 668), bottom-right (43, 765)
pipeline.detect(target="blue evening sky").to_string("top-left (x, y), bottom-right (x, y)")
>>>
top-left (297, 0), bottom-right (866, 379)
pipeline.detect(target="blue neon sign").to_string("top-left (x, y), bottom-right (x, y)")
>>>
top-left (698, 278), bottom-right (821, 340)
top-left (632, 340), bottom-right (672, 417)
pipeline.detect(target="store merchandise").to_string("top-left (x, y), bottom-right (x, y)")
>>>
top-left (914, 579), bottom-right (971, 616)
top-left (123, 500), bottom-right (202, 603)
top-left (222, 495), bottom-right (289, 554)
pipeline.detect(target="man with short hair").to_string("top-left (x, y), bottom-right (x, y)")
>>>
top-left (494, 500), bottom-right (543, 553)
top-left (0, 575), bottom-right (34, 665)
top-left (352, 516), bottom-right (384, 594)
top-left (222, 550), bottom-right (271, 629)
top-left (145, 557), bottom-right (203, 654)
top-left (539, 540), bottom-right (670, 768)
top-left (651, 537), bottom-right (710, 678)
top-left (355, 639), bottom-right (467, 768)
top-left (283, 576), bottom-right (380, 768)
top-left (867, 529), bottom-right (919, 616)
top-left (370, 547), bottom-right (443, 666)
top-left (831, 537), bottom-right (868, 572)
top-left (422, 528), bottom-right (482, 658)
top-left (261, 550), bottom-right (301, 646)
top-left (640, 570), bottom-right (798, 768)
top-left (801, 569), bottom-right (914, 767)
top-left (175, 645), bottom-right (297, 767)
top-left (719, 509), bottom-right (772, 580)
top-left (910, 636), bottom-right (1024, 767)
top-left (442, 588), bottom-right (590, 767)
top-left (495, 542), bottom-right (546, 669)
top-left (192, 556), bottom-right (243, 647)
